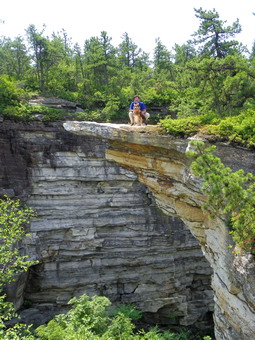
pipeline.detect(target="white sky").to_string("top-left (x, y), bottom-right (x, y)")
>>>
top-left (1, 0), bottom-right (255, 57)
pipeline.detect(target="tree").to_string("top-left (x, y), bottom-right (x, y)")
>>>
top-left (168, 54), bottom-right (255, 117)
top-left (0, 36), bottom-right (31, 79)
top-left (153, 38), bottom-right (172, 70)
top-left (192, 8), bottom-right (242, 58)
top-left (186, 141), bottom-right (255, 255)
top-left (0, 196), bottom-right (36, 338)
top-left (0, 75), bottom-right (25, 110)
top-left (83, 33), bottom-right (115, 88)
top-left (173, 42), bottom-right (196, 65)
top-left (99, 31), bottom-right (116, 86)
top-left (74, 43), bottom-right (85, 83)
top-left (26, 24), bottom-right (50, 92)
top-left (36, 293), bottom-right (190, 339)
top-left (118, 32), bottom-right (143, 70)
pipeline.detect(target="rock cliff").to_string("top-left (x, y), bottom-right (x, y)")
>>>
top-left (63, 121), bottom-right (255, 340)
top-left (0, 121), bottom-right (213, 329)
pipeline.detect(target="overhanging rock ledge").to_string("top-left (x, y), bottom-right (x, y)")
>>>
top-left (64, 121), bottom-right (255, 340)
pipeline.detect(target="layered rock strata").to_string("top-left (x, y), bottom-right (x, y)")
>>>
top-left (63, 121), bottom-right (255, 340)
top-left (0, 121), bottom-right (213, 328)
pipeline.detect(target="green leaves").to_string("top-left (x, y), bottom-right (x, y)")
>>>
top-left (36, 294), bottom-right (196, 340)
top-left (0, 196), bottom-right (36, 289)
top-left (0, 196), bottom-right (37, 338)
top-left (187, 141), bottom-right (255, 255)
top-left (192, 8), bottom-right (241, 58)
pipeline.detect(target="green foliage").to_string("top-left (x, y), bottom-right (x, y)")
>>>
top-left (0, 10), bottom-right (254, 126)
top-left (192, 7), bottom-right (241, 58)
top-left (110, 303), bottom-right (142, 321)
top-left (0, 196), bottom-right (36, 339)
top-left (159, 113), bottom-right (218, 136)
top-left (2, 103), bottom-right (71, 122)
top-left (170, 55), bottom-right (255, 118)
top-left (187, 141), bottom-right (255, 255)
top-left (0, 36), bottom-right (31, 80)
top-left (160, 108), bottom-right (255, 148)
top-left (160, 116), bottom-right (203, 136)
top-left (208, 109), bottom-right (255, 146)
top-left (0, 75), bottom-right (25, 109)
top-left (0, 196), bottom-right (36, 288)
top-left (36, 294), bottom-right (202, 340)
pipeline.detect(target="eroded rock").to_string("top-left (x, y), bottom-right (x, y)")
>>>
top-left (63, 121), bottom-right (255, 340)
top-left (0, 121), bottom-right (213, 329)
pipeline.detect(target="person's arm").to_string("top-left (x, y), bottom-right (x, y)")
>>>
top-left (140, 102), bottom-right (147, 115)
top-left (129, 102), bottom-right (134, 111)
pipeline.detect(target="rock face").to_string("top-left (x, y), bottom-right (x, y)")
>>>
top-left (0, 121), bottom-right (213, 328)
top-left (63, 121), bottom-right (255, 340)
top-left (29, 96), bottom-right (84, 112)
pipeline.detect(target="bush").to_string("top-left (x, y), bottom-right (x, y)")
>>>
top-left (36, 294), bottom-right (208, 339)
top-left (212, 109), bottom-right (255, 146)
top-left (2, 104), bottom-right (71, 122)
top-left (159, 109), bottom-right (255, 147)
top-left (0, 196), bottom-right (36, 339)
top-left (110, 303), bottom-right (142, 321)
top-left (0, 75), bottom-right (24, 108)
top-left (159, 116), bottom-right (205, 136)
top-left (187, 141), bottom-right (255, 256)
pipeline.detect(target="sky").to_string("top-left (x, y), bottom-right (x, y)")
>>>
top-left (1, 0), bottom-right (255, 57)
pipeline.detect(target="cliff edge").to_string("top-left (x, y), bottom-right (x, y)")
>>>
top-left (64, 121), bottom-right (255, 340)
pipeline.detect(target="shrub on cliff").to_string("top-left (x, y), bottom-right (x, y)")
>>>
top-left (187, 141), bottom-right (255, 255)
top-left (36, 294), bottom-right (198, 339)
top-left (0, 75), bottom-right (28, 111)
top-left (0, 196), bottom-right (36, 339)
top-left (160, 109), bottom-right (255, 147)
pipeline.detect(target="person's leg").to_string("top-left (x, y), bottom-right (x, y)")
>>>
top-left (142, 112), bottom-right (150, 124)
top-left (129, 111), bottom-right (134, 125)
top-left (144, 112), bottom-right (150, 120)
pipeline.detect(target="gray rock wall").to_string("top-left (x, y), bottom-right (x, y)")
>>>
top-left (0, 122), bottom-right (213, 328)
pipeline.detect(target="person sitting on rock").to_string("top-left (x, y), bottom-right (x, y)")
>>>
top-left (129, 95), bottom-right (150, 125)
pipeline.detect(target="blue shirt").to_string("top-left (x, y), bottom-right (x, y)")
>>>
top-left (130, 101), bottom-right (146, 111)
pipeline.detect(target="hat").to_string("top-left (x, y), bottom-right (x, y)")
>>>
top-left (133, 95), bottom-right (141, 100)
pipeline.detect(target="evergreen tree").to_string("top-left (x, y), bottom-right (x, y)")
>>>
top-left (118, 32), bottom-right (143, 70)
top-left (173, 42), bottom-right (196, 65)
top-left (26, 24), bottom-right (49, 92)
top-left (192, 7), bottom-right (242, 58)
top-left (0, 36), bottom-right (30, 79)
top-left (153, 38), bottom-right (172, 70)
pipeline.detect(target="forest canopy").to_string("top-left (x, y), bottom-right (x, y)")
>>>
top-left (0, 8), bottom-right (255, 145)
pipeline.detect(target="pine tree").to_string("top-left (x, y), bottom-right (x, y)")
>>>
top-left (192, 7), bottom-right (241, 58)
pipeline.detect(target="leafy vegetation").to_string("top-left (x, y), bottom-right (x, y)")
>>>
top-left (186, 141), bottom-right (255, 255)
top-left (0, 7), bottom-right (255, 134)
top-left (0, 196), bottom-right (36, 339)
top-left (36, 294), bottom-right (211, 340)
top-left (160, 108), bottom-right (255, 147)
top-left (0, 7), bottom-right (254, 337)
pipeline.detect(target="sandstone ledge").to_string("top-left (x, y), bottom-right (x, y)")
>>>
top-left (63, 121), bottom-right (188, 153)
top-left (64, 121), bottom-right (255, 340)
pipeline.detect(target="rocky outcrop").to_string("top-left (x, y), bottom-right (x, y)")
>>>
top-left (63, 121), bottom-right (255, 340)
top-left (0, 121), bottom-right (213, 328)
top-left (29, 96), bottom-right (84, 113)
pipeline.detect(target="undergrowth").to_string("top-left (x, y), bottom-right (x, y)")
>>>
top-left (160, 109), bottom-right (255, 147)
top-left (186, 140), bottom-right (255, 256)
